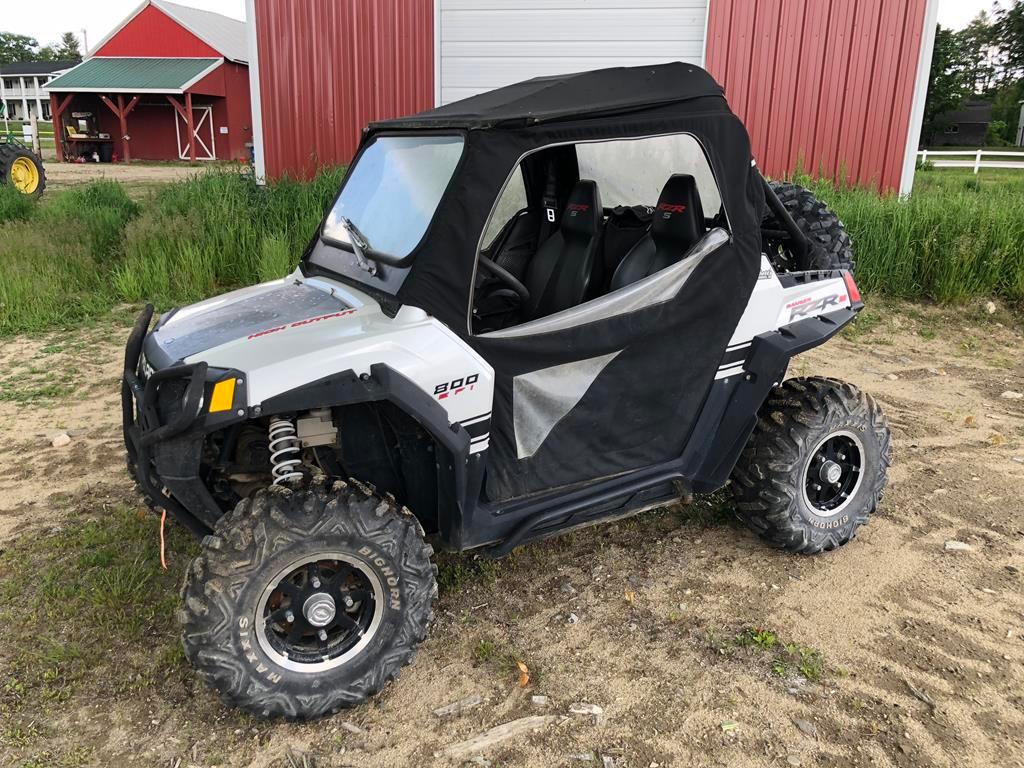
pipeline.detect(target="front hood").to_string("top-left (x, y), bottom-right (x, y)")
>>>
top-left (144, 277), bottom-right (354, 369)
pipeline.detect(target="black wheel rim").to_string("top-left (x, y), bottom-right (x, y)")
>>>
top-left (802, 430), bottom-right (864, 515)
top-left (255, 554), bottom-right (383, 673)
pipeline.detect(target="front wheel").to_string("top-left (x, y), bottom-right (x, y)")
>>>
top-left (179, 479), bottom-right (437, 718)
top-left (730, 377), bottom-right (891, 554)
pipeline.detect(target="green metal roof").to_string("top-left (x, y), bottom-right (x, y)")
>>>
top-left (46, 57), bottom-right (221, 93)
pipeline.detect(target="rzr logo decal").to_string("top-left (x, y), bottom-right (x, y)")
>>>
top-left (246, 309), bottom-right (358, 340)
top-left (434, 374), bottom-right (479, 400)
top-left (787, 294), bottom-right (847, 321)
top-left (567, 203), bottom-right (590, 211)
top-left (657, 203), bottom-right (687, 213)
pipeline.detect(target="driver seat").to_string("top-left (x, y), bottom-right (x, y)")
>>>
top-left (524, 180), bottom-right (602, 319)
top-left (610, 174), bottom-right (706, 290)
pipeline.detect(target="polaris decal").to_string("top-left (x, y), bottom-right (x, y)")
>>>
top-left (434, 373), bottom-right (479, 400)
top-left (787, 293), bottom-right (847, 321)
top-left (658, 202), bottom-right (687, 214)
top-left (246, 309), bottom-right (358, 340)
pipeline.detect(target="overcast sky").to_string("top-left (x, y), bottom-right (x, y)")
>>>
top-left (0, 0), bottom-right (1005, 54)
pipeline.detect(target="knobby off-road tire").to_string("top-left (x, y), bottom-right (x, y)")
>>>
top-left (0, 143), bottom-right (46, 197)
top-left (763, 181), bottom-right (853, 273)
top-left (731, 377), bottom-right (891, 555)
top-left (179, 479), bottom-right (437, 719)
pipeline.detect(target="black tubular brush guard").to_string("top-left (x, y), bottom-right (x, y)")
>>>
top-left (121, 304), bottom-right (213, 537)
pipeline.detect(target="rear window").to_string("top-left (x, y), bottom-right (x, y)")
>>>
top-left (322, 134), bottom-right (464, 261)
top-left (575, 133), bottom-right (722, 213)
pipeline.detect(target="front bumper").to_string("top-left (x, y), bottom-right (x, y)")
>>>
top-left (121, 305), bottom-right (244, 537)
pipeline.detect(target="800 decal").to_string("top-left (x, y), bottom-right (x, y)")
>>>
top-left (433, 373), bottom-right (479, 400)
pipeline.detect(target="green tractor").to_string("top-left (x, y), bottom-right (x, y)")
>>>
top-left (0, 105), bottom-right (46, 197)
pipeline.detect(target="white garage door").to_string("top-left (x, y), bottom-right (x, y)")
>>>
top-left (437, 0), bottom-right (710, 105)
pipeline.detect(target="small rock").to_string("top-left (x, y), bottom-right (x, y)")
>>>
top-left (1001, 391), bottom-right (1023, 400)
top-left (885, 373), bottom-right (899, 381)
top-left (981, 588), bottom-right (997, 595)
top-left (569, 754), bottom-right (595, 763)
top-left (1012, 457), bottom-right (1024, 464)
top-left (568, 702), bottom-right (604, 724)
top-left (944, 540), bottom-right (972, 552)
top-left (986, 301), bottom-right (997, 315)
top-left (340, 721), bottom-right (364, 735)
top-left (51, 432), bottom-right (71, 448)
top-left (567, 612), bottom-right (579, 625)
top-left (792, 718), bottom-right (817, 738)
top-left (787, 756), bottom-right (803, 767)
top-left (601, 757), bottom-right (617, 768)
top-left (433, 694), bottom-right (484, 718)
top-left (531, 695), bottom-right (550, 708)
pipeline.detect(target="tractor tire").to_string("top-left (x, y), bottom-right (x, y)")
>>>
top-left (179, 479), bottom-right (437, 719)
top-left (730, 377), bottom-right (891, 555)
top-left (762, 181), bottom-right (853, 273)
top-left (0, 143), bottom-right (46, 197)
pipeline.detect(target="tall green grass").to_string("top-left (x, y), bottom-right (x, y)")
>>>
top-left (0, 165), bottom-right (1021, 337)
top-left (805, 171), bottom-right (1024, 304)
top-left (0, 168), bottom-right (343, 335)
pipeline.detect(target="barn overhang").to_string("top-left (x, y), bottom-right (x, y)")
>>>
top-left (45, 56), bottom-right (223, 94)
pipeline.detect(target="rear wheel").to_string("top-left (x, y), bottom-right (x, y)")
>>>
top-left (0, 143), bottom-right (46, 197)
top-left (730, 377), bottom-right (891, 554)
top-left (179, 479), bottom-right (437, 718)
top-left (762, 181), bottom-right (852, 273)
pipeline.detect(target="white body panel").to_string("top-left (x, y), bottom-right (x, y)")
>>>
top-left (718, 255), bottom-right (852, 380)
top-left (436, 0), bottom-right (708, 105)
top-left (165, 272), bottom-right (496, 453)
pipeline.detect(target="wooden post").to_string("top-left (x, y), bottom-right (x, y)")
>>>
top-left (50, 93), bottom-right (74, 162)
top-left (99, 94), bottom-right (139, 163)
top-left (185, 91), bottom-right (196, 163)
top-left (117, 94), bottom-right (130, 162)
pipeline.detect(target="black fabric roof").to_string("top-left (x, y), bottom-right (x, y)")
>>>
top-left (371, 62), bottom-right (724, 130)
top-left (0, 59), bottom-right (81, 76)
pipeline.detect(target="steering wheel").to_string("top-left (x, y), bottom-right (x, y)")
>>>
top-left (478, 255), bottom-right (530, 304)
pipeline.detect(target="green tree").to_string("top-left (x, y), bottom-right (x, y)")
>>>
top-left (957, 12), bottom-right (998, 92)
top-left (0, 31), bottom-right (40, 64)
top-left (921, 26), bottom-right (972, 144)
top-left (995, 0), bottom-right (1024, 79)
top-left (54, 31), bottom-right (81, 60)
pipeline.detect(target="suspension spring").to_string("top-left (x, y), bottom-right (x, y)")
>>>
top-left (268, 417), bottom-right (303, 485)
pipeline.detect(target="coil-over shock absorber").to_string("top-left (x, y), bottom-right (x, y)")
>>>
top-left (268, 417), bottom-right (303, 485)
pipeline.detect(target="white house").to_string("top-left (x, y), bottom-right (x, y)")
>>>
top-left (0, 59), bottom-right (80, 121)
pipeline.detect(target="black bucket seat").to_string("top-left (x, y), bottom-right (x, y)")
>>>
top-left (524, 180), bottom-right (603, 319)
top-left (610, 174), bottom-right (706, 290)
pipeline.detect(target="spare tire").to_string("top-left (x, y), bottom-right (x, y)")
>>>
top-left (761, 181), bottom-right (853, 273)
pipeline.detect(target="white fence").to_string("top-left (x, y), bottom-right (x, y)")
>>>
top-left (918, 149), bottom-right (1024, 173)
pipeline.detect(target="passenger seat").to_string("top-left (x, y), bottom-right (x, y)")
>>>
top-left (609, 174), bottom-right (705, 290)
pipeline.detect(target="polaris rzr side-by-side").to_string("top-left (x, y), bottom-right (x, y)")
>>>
top-left (122, 63), bottom-right (891, 718)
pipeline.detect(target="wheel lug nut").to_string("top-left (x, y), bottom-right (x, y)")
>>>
top-left (318, 629), bottom-right (327, 641)
top-left (813, 484), bottom-right (821, 491)
top-left (343, 596), bottom-right (354, 608)
top-left (285, 610), bottom-right (295, 623)
top-left (838, 453), bottom-right (846, 461)
top-left (311, 577), bottom-right (321, 588)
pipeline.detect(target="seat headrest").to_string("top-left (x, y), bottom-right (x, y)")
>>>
top-left (652, 174), bottom-right (704, 247)
top-left (560, 179), bottom-right (602, 237)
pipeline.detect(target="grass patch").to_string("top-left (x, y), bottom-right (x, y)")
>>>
top-left (0, 496), bottom-right (199, 743)
top-left (796, 169), bottom-right (1024, 305)
top-left (706, 625), bottom-right (829, 684)
top-left (0, 168), bottom-right (344, 336)
top-left (435, 551), bottom-right (503, 594)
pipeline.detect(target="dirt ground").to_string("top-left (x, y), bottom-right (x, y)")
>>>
top-left (0, 299), bottom-right (1022, 768)
top-left (41, 161), bottom-right (218, 193)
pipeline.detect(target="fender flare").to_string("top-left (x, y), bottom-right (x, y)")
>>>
top-left (690, 306), bottom-right (859, 491)
top-left (259, 363), bottom-right (472, 532)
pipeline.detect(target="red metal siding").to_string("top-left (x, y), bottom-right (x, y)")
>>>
top-left (94, 4), bottom-right (222, 58)
top-left (706, 0), bottom-right (928, 193)
top-left (254, 0), bottom-right (434, 180)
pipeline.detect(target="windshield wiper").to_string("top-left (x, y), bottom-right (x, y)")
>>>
top-left (339, 217), bottom-right (378, 276)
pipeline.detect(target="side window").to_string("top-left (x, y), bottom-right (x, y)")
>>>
top-left (481, 167), bottom-right (527, 248)
top-left (576, 133), bottom-right (723, 215)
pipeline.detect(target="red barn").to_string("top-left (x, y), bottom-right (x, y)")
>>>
top-left (247, 0), bottom-right (938, 195)
top-left (47, 0), bottom-right (251, 164)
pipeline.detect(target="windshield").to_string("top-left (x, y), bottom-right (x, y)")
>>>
top-left (321, 135), bottom-right (464, 263)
